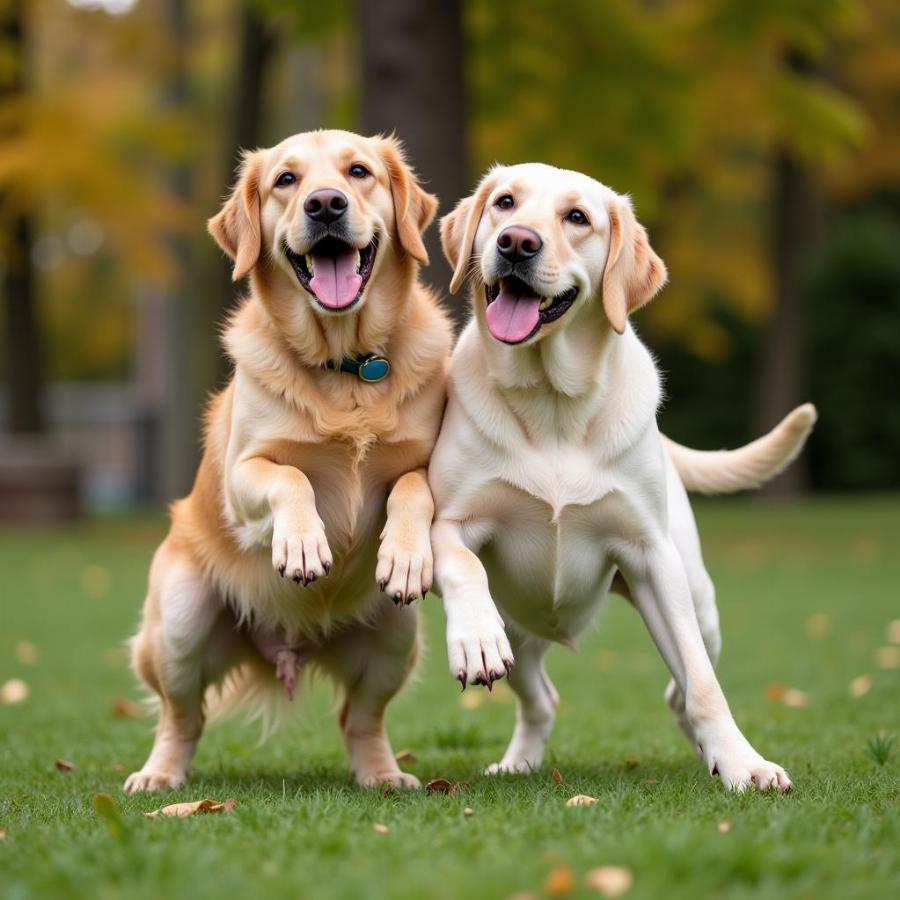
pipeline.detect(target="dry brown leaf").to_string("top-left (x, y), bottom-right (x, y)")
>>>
top-left (887, 620), bottom-right (900, 644)
top-left (372, 822), bottom-right (389, 834)
top-left (425, 778), bottom-right (456, 795)
top-left (14, 641), bottom-right (37, 665)
top-left (112, 697), bottom-right (142, 718)
top-left (544, 864), bottom-right (576, 897)
top-left (718, 820), bottom-right (732, 833)
top-left (463, 807), bottom-right (475, 816)
top-left (876, 646), bottom-right (900, 669)
top-left (849, 674), bottom-right (872, 698)
top-left (805, 613), bottom-right (830, 639)
top-left (0, 827), bottom-right (6, 842)
top-left (642, 779), bottom-right (658, 785)
top-left (552, 768), bottom-right (564, 784)
top-left (782, 688), bottom-right (811, 708)
top-left (585, 865), bottom-right (633, 897)
top-left (566, 794), bottom-right (597, 807)
top-left (144, 798), bottom-right (235, 818)
top-left (55, 759), bottom-right (77, 772)
top-left (1, 678), bottom-right (28, 705)
top-left (394, 748), bottom-right (417, 763)
top-left (764, 682), bottom-right (786, 701)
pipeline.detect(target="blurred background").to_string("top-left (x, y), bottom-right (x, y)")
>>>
top-left (1, 0), bottom-right (899, 520)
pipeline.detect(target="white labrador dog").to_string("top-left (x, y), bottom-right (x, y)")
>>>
top-left (429, 163), bottom-right (816, 792)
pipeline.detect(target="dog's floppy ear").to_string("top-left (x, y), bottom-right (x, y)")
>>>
top-left (601, 197), bottom-right (667, 334)
top-left (377, 136), bottom-right (438, 265)
top-left (208, 150), bottom-right (263, 282)
top-left (441, 173), bottom-right (497, 295)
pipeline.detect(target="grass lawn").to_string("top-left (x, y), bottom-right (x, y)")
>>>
top-left (1, 496), bottom-right (899, 900)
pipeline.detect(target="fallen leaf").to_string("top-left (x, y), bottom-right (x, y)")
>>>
top-left (144, 798), bottom-right (235, 818)
top-left (642, 779), bottom-right (658, 785)
top-left (552, 768), bottom-right (564, 784)
top-left (1, 678), bottom-right (28, 705)
top-left (394, 748), bottom-right (417, 763)
top-left (782, 688), bottom-right (811, 708)
top-left (112, 697), bottom-right (142, 718)
top-left (463, 807), bottom-right (475, 816)
top-left (805, 613), bottom-right (830, 639)
top-left (55, 759), bottom-right (77, 772)
top-left (876, 646), bottom-right (900, 669)
top-left (459, 691), bottom-right (485, 710)
top-left (93, 793), bottom-right (125, 838)
top-left (544, 863), bottom-right (575, 897)
top-left (585, 866), bottom-right (633, 897)
top-left (764, 682), bottom-right (786, 701)
top-left (14, 641), bottom-right (37, 665)
top-left (0, 827), bottom-right (6, 841)
top-left (849, 674), bottom-right (872, 698)
top-left (426, 778), bottom-right (455, 795)
top-left (718, 820), bottom-right (732, 833)
top-left (887, 620), bottom-right (900, 644)
top-left (621, 753), bottom-right (640, 769)
top-left (566, 794), bottom-right (597, 807)
top-left (372, 822), bottom-right (389, 834)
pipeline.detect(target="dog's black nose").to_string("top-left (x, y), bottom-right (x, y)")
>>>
top-left (497, 225), bottom-right (543, 263)
top-left (304, 188), bottom-right (348, 224)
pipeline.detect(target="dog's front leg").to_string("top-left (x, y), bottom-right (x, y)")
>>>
top-left (376, 468), bottom-right (434, 605)
top-left (621, 537), bottom-right (792, 793)
top-left (230, 456), bottom-right (332, 584)
top-left (431, 519), bottom-right (514, 688)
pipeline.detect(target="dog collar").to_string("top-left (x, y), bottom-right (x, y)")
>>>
top-left (324, 353), bottom-right (390, 383)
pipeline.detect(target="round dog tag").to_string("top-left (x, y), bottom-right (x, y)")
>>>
top-left (358, 355), bottom-right (390, 382)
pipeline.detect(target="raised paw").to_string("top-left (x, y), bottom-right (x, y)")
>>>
top-left (376, 529), bottom-right (433, 606)
top-left (123, 769), bottom-right (186, 794)
top-left (446, 607), bottom-right (514, 689)
top-left (272, 518), bottom-right (332, 586)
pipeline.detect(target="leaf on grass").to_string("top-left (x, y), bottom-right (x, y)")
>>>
top-left (372, 822), bottom-right (389, 834)
top-left (782, 688), bottom-right (811, 708)
top-left (585, 865), bottom-right (633, 897)
top-left (717, 820), bottom-right (732, 833)
top-left (14, 641), bottom-right (38, 665)
top-left (1, 678), bottom-right (28, 705)
top-left (849, 674), bottom-right (872, 698)
top-left (55, 759), bottom-right (77, 772)
top-left (463, 807), bottom-right (475, 816)
top-left (144, 798), bottom-right (235, 818)
top-left (93, 793), bottom-right (125, 838)
top-left (394, 748), bottom-right (417, 763)
top-left (544, 863), bottom-right (576, 897)
top-left (552, 768), bottom-right (564, 784)
top-left (805, 613), bottom-right (830, 639)
top-left (0, 827), bottom-right (6, 842)
top-left (764, 682), bottom-right (786, 701)
top-left (566, 794), bottom-right (597, 807)
top-left (876, 646), bottom-right (900, 669)
top-left (425, 778), bottom-right (457, 795)
top-left (887, 620), bottom-right (900, 645)
top-left (112, 697), bottom-right (142, 718)
top-left (642, 779), bottom-right (658, 785)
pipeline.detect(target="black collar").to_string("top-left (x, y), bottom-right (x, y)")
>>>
top-left (323, 353), bottom-right (391, 383)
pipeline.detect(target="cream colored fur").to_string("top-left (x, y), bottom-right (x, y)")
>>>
top-left (430, 162), bottom-right (815, 792)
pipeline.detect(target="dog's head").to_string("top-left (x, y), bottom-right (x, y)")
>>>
top-left (209, 130), bottom-right (437, 317)
top-left (441, 163), bottom-right (666, 345)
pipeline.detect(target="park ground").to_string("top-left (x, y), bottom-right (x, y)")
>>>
top-left (1, 496), bottom-right (899, 900)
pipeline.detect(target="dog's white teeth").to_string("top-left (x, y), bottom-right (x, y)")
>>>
top-left (305, 255), bottom-right (315, 275)
top-left (539, 297), bottom-right (553, 311)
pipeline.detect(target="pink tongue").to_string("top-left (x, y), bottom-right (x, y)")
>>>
top-left (309, 249), bottom-right (362, 309)
top-left (485, 284), bottom-right (541, 343)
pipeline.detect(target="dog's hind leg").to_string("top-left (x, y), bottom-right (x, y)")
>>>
top-left (486, 632), bottom-right (557, 775)
top-left (317, 600), bottom-right (421, 789)
top-left (124, 538), bottom-right (238, 793)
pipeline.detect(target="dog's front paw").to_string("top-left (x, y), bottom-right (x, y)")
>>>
top-left (446, 606), bottom-right (514, 688)
top-left (376, 527), bottom-right (433, 605)
top-left (700, 728), bottom-right (792, 793)
top-left (123, 768), bottom-right (186, 794)
top-left (272, 518), bottom-right (332, 586)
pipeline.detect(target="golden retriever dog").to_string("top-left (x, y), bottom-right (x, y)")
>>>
top-left (124, 130), bottom-right (451, 793)
top-left (429, 163), bottom-right (816, 792)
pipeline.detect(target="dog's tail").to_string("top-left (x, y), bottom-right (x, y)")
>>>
top-left (662, 403), bottom-right (817, 495)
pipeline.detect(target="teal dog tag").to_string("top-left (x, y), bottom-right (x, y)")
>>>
top-left (358, 355), bottom-right (390, 383)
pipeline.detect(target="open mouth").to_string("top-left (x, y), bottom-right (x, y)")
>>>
top-left (484, 275), bottom-right (579, 344)
top-left (285, 235), bottom-right (378, 311)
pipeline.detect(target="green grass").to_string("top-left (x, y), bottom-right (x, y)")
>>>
top-left (2, 497), bottom-right (899, 900)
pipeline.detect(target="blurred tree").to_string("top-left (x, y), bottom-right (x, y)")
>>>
top-left (0, 0), bottom-right (43, 434)
top-left (357, 0), bottom-right (467, 311)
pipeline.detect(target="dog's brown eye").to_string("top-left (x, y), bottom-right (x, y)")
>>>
top-left (275, 172), bottom-right (296, 188)
top-left (495, 194), bottom-right (515, 210)
top-left (566, 208), bottom-right (589, 226)
top-left (349, 163), bottom-right (370, 179)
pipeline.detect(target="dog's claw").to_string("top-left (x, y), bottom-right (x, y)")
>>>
top-left (277, 563), bottom-right (286, 577)
top-left (323, 561), bottom-right (331, 576)
top-left (458, 671), bottom-right (467, 691)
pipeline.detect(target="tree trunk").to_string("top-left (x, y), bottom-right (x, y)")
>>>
top-left (1, 0), bottom-right (44, 435)
top-left (754, 52), bottom-right (823, 496)
top-left (357, 0), bottom-right (468, 326)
